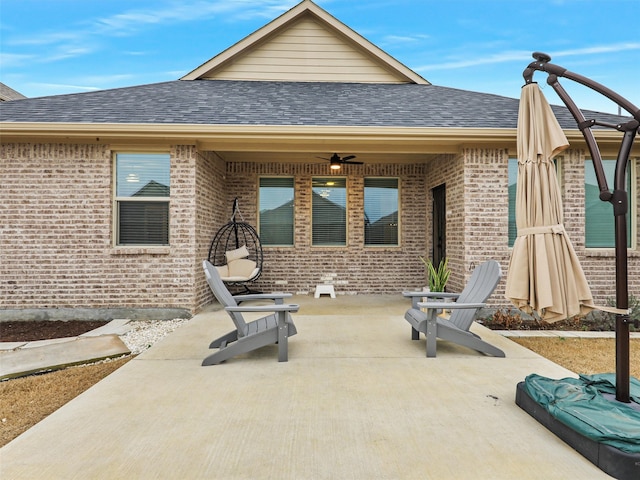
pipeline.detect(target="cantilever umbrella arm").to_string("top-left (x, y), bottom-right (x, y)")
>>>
top-left (524, 52), bottom-right (640, 203)
top-left (522, 52), bottom-right (640, 403)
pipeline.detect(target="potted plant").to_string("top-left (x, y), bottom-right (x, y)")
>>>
top-left (420, 256), bottom-right (450, 292)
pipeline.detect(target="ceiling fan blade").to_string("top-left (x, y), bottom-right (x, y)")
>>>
top-left (344, 160), bottom-right (363, 165)
top-left (342, 155), bottom-right (356, 161)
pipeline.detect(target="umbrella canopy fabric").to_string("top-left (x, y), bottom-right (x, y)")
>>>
top-left (505, 83), bottom-right (595, 322)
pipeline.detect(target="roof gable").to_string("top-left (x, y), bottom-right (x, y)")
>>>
top-left (181, 0), bottom-right (428, 85)
top-left (0, 82), bottom-right (27, 101)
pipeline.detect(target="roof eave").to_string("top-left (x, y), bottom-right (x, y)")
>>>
top-left (3, 122), bottom-right (633, 155)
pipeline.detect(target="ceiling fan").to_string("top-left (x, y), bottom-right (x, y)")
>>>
top-left (317, 153), bottom-right (363, 170)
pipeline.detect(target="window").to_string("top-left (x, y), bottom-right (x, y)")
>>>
top-left (312, 177), bottom-right (346, 246)
top-left (364, 178), bottom-right (399, 246)
top-left (115, 153), bottom-right (170, 246)
top-left (585, 158), bottom-right (632, 248)
top-left (259, 177), bottom-right (294, 246)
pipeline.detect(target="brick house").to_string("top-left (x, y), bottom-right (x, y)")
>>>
top-left (1, 0), bottom-right (638, 320)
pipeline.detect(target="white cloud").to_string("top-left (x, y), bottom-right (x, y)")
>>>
top-left (3, 1), bottom-right (296, 63)
top-left (0, 52), bottom-right (35, 68)
top-left (382, 34), bottom-right (430, 45)
top-left (24, 73), bottom-right (140, 96)
top-left (414, 50), bottom-right (531, 72)
top-left (78, 74), bottom-right (136, 84)
top-left (415, 43), bottom-right (640, 72)
top-left (552, 43), bottom-right (640, 58)
top-left (44, 48), bottom-right (95, 63)
top-left (88, 0), bottom-right (297, 35)
top-left (26, 83), bottom-right (101, 94)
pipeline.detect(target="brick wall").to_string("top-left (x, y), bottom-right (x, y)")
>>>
top-left (462, 148), bottom-right (511, 306)
top-left (0, 143), bottom-right (202, 318)
top-left (221, 162), bottom-right (428, 295)
top-left (194, 150), bottom-right (227, 309)
top-left (422, 147), bottom-right (640, 309)
top-left (1, 143), bottom-right (113, 309)
top-left (2, 142), bottom-right (637, 318)
top-left (423, 149), bottom-right (510, 306)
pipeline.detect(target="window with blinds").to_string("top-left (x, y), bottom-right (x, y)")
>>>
top-left (259, 177), bottom-right (294, 246)
top-left (585, 158), bottom-right (632, 248)
top-left (115, 153), bottom-right (170, 245)
top-left (312, 177), bottom-right (346, 246)
top-left (364, 178), bottom-right (399, 246)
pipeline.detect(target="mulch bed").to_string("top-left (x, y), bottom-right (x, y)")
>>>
top-left (479, 309), bottom-right (625, 332)
top-left (0, 321), bottom-right (109, 342)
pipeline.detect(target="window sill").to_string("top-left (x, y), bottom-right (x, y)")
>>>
top-left (110, 246), bottom-right (171, 255)
top-left (585, 248), bottom-right (639, 258)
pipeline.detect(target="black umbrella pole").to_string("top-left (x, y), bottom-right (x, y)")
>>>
top-left (614, 214), bottom-right (630, 403)
top-left (613, 126), bottom-right (639, 403)
top-left (613, 127), bottom-right (637, 403)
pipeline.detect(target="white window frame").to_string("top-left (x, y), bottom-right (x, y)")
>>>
top-left (312, 177), bottom-right (347, 247)
top-left (113, 152), bottom-right (170, 247)
top-left (258, 176), bottom-right (295, 247)
top-left (364, 177), bottom-right (400, 247)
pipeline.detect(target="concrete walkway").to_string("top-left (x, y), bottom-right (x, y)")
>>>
top-left (496, 329), bottom-right (640, 338)
top-left (0, 295), bottom-right (616, 479)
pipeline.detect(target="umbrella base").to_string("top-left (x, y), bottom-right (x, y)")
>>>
top-left (516, 381), bottom-right (640, 480)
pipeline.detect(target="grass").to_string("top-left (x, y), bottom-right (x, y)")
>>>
top-left (511, 337), bottom-right (640, 378)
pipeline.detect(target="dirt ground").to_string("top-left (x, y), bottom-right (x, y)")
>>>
top-left (512, 337), bottom-right (640, 380)
top-left (0, 321), bottom-right (130, 447)
top-left (0, 321), bottom-right (638, 448)
top-left (0, 356), bottom-right (132, 447)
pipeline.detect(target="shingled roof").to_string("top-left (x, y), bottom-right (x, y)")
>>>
top-left (0, 79), bottom-right (625, 130)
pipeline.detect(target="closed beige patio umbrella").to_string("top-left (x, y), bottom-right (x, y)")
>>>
top-left (505, 83), bottom-right (595, 323)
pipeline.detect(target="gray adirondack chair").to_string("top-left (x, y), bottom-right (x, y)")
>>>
top-left (202, 260), bottom-right (299, 365)
top-left (403, 260), bottom-right (505, 358)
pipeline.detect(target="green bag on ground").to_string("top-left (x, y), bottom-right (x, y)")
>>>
top-left (523, 373), bottom-right (640, 453)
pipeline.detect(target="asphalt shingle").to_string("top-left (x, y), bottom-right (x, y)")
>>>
top-left (0, 80), bottom-right (628, 129)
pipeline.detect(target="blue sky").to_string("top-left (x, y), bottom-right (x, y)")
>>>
top-left (1, 0), bottom-right (638, 115)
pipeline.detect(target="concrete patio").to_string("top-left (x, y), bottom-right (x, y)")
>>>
top-left (0, 295), bottom-right (613, 479)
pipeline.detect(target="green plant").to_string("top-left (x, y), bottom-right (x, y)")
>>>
top-left (420, 256), bottom-right (450, 292)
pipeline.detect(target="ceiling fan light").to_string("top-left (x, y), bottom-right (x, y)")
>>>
top-left (330, 162), bottom-right (341, 170)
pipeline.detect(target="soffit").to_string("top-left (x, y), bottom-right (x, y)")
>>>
top-left (2, 122), bottom-right (633, 159)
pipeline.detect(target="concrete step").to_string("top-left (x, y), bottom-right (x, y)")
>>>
top-left (0, 334), bottom-right (130, 380)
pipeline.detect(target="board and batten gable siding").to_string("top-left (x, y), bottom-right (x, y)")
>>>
top-left (199, 17), bottom-right (407, 83)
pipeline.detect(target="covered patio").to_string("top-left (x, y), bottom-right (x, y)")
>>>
top-left (0, 295), bottom-right (611, 479)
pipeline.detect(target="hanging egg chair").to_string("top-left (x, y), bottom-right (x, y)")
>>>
top-left (208, 198), bottom-right (263, 292)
